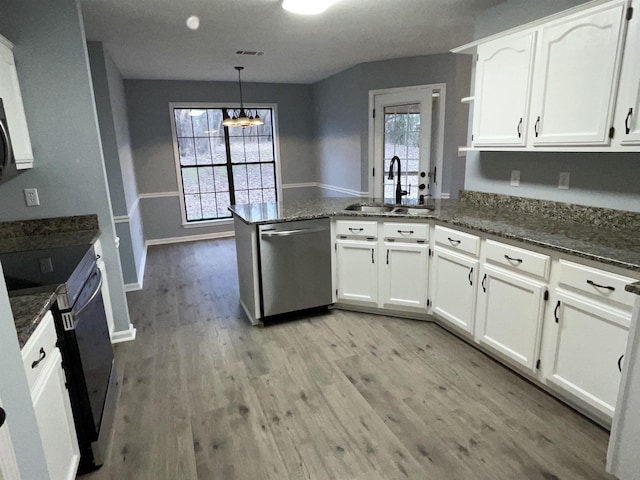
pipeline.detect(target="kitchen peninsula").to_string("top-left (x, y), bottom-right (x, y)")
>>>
top-left (231, 190), bottom-right (640, 428)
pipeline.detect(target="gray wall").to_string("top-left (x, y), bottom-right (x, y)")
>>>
top-left (124, 79), bottom-right (317, 240)
top-left (88, 42), bottom-right (144, 285)
top-left (0, 0), bottom-right (132, 332)
top-left (312, 54), bottom-right (472, 197)
top-left (466, 0), bottom-right (640, 212)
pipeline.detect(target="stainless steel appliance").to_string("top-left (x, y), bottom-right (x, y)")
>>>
top-left (0, 98), bottom-right (20, 185)
top-left (258, 218), bottom-right (332, 317)
top-left (1, 243), bottom-right (117, 474)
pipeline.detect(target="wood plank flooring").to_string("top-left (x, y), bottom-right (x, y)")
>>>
top-left (85, 238), bottom-right (615, 480)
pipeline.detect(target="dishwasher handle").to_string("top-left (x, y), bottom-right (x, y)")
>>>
top-left (261, 226), bottom-right (327, 239)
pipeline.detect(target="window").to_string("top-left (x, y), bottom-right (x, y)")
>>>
top-left (171, 105), bottom-right (279, 223)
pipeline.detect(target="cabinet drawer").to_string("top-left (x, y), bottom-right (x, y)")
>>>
top-left (434, 226), bottom-right (480, 257)
top-left (22, 311), bottom-right (58, 391)
top-left (558, 260), bottom-right (636, 308)
top-left (485, 240), bottom-right (550, 280)
top-left (336, 220), bottom-right (378, 238)
top-left (382, 222), bottom-right (428, 242)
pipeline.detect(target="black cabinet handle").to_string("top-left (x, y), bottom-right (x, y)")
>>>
top-left (625, 108), bottom-right (633, 134)
top-left (517, 117), bottom-right (523, 138)
top-left (386, 249), bottom-right (389, 265)
top-left (587, 279), bottom-right (615, 292)
top-left (397, 230), bottom-right (414, 235)
top-left (468, 267), bottom-right (473, 286)
top-left (618, 354), bottom-right (624, 373)
top-left (371, 248), bottom-right (374, 264)
top-left (534, 116), bottom-right (541, 137)
top-left (481, 274), bottom-right (487, 293)
top-left (554, 300), bottom-right (561, 323)
top-left (504, 254), bottom-right (523, 264)
top-left (31, 347), bottom-right (46, 369)
top-left (349, 228), bottom-right (363, 233)
top-left (447, 237), bottom-right (461, 245)
top-left (0, 407), bottom-right (5, 428)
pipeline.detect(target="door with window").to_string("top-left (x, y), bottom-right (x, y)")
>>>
top-left (371, 86), bottom-right (442, 201)
top-left (171, 105), bottom-right (279, 223)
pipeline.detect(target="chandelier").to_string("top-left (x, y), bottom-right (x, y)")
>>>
top-left (222, 66), bottom-right (264, 128)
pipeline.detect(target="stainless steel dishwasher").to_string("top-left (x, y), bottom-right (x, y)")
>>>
top-left (258, 218), bottom-right (332, 317)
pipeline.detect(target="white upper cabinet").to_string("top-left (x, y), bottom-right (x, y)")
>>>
top-left (473, 32), bottom-right (536, 147)
top-left (0, 35), bottom-right (34, 168)
top-left (615, 0), bottom-right (640, 145)
top-left (530, 0), bottom-right (628, 146)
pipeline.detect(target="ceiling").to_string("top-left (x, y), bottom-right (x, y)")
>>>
top-left (80, 0), bottom-right (505, 84)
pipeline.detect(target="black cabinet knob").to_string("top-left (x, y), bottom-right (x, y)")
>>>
top-left (0, 407), bottom-right (6, 428)
top-left (419, 183), bottom-right (426, 190)
top-left (420, 172), bottom-right (426, 177)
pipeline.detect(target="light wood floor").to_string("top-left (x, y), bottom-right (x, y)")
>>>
top-left (85, 238), bottom-right (615, 480)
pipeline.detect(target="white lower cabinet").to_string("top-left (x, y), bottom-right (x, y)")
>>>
top-left (431, 247), bottom-right (478, 334)
top-left (380, 242), bottom-right (428, 310)
top-left (546, 292), bottom-right (629, 418)
top-left (22, 312), bottom-right (80, 480)
top-left (476, 264), bottom-right (547, 371)
top-left (336, 238), bottom-right (378, 306)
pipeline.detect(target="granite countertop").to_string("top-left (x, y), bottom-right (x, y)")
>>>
top-left (229, 193), bottom-right (640, 273)
top-left (626, 282), bottom-right (640, 296)
top-left (10, 289), bottom-right (60, 349)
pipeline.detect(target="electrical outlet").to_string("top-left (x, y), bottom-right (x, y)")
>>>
top-left (558, 172), bottom-right (570, 190)
top-left (24, 188), bottom-right (40, 206)
top-left (510, 170), bottom-right (520, 187)
top-left (39, 257), bottom-right (53, 273)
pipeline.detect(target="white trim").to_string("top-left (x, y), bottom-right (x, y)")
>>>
top-left (124, 244), bottom-right (148, 292)
top-left (113, 196), bottom-right (141, 223)
top-left (111, 324), bottom-right (137, 344)
top-left (282, 182), bottom-right (368, 197)
top-left (451, 0), bottom-right (613, 54)
top-left (139, 191), bottom-right (180, 199)
top-left (168, 102), bottom-right (283, 227)
top-left (0, 395), bottom-right (20, 480)
top-left (182, 219), bottom-right (233, 229)
top-left (145, 230), bottom-right (235, 246)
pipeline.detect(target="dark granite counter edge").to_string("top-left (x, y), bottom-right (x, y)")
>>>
top-left (230, 207), bottom-right (640, 274)
top-left (10, 286), bottom-right (61, 349)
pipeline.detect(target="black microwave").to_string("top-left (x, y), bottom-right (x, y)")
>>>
top-left (0, 98), bottom-right (20, 184)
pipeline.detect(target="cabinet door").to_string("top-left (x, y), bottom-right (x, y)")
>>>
top-left (0, 40), bottom-right (34, 165)
top-left (31, 348), bottom-right (80, 480)
top-left (616, 0), bottom-right (640, 145)
top-left (476, 265), bottom-right (546, 371)
top-left (547, 292), bottom-right (629, 418)
top-left (380, 242), bottom-right (428, 310)
top-left (473, 32), bottom-right (535, 146)
top-left (432, 248), bottom-right (478, 334)
top-left (530, 0), bottom-right (627, 146)
top-left (336, 239), bottom-right (378, 306)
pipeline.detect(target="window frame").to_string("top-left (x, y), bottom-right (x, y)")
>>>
top-left (168, 102), bottom-right (283, 227)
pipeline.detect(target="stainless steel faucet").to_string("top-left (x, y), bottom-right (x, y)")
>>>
top-left (387, 155), bottom-right (408, 204)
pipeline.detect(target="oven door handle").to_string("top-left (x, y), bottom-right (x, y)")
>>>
top-left (74, 268), bottom-right (103, 316)
top-left (0, 119), bottom-right (14, 170)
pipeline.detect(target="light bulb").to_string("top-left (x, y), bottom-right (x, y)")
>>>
top-left (282, 0), bottom-right (334, 15)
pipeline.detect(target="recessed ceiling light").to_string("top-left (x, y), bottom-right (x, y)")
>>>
top-left (282, 0), bottom-right (334, 15)
top-left (186, 15), bottom-right (200, 30)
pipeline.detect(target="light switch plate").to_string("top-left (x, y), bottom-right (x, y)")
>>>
top-left (559, 172), bottom-right (570, 190)
top-left (24, 188), bottom-right (40, 206)
top-left (510, 170), bottom-right (520, 187)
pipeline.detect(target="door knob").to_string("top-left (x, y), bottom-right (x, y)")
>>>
top-left (420, 172), bottom-right (426, 178)
top-left (419, 183), bottom-right (426, 190)
top-left (0, 407), bottom-right (6, 427)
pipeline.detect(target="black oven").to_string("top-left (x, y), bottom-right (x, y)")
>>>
top-left (1, 242), bottom-right (118, 474)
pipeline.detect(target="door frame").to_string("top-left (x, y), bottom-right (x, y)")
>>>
top-left (0, 395), bottom-right (20, 480)
top-left (367, 84), bottom-right (446, 199)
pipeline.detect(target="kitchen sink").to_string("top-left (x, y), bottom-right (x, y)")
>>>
top-left (345, 204), bottom-right (394, 213)
top-left (345, 204), bottom-right (434, 215)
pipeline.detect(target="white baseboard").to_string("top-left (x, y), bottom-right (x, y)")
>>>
top-left (124, 243), bottom-right (148, 292)
top-left (111, 324), bottom-right (137, 344)
top-left (145, 230), bottom-right (235, 246)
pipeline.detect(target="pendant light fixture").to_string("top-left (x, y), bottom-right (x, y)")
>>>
top-left (222, 66), bottom-right (264, 128)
